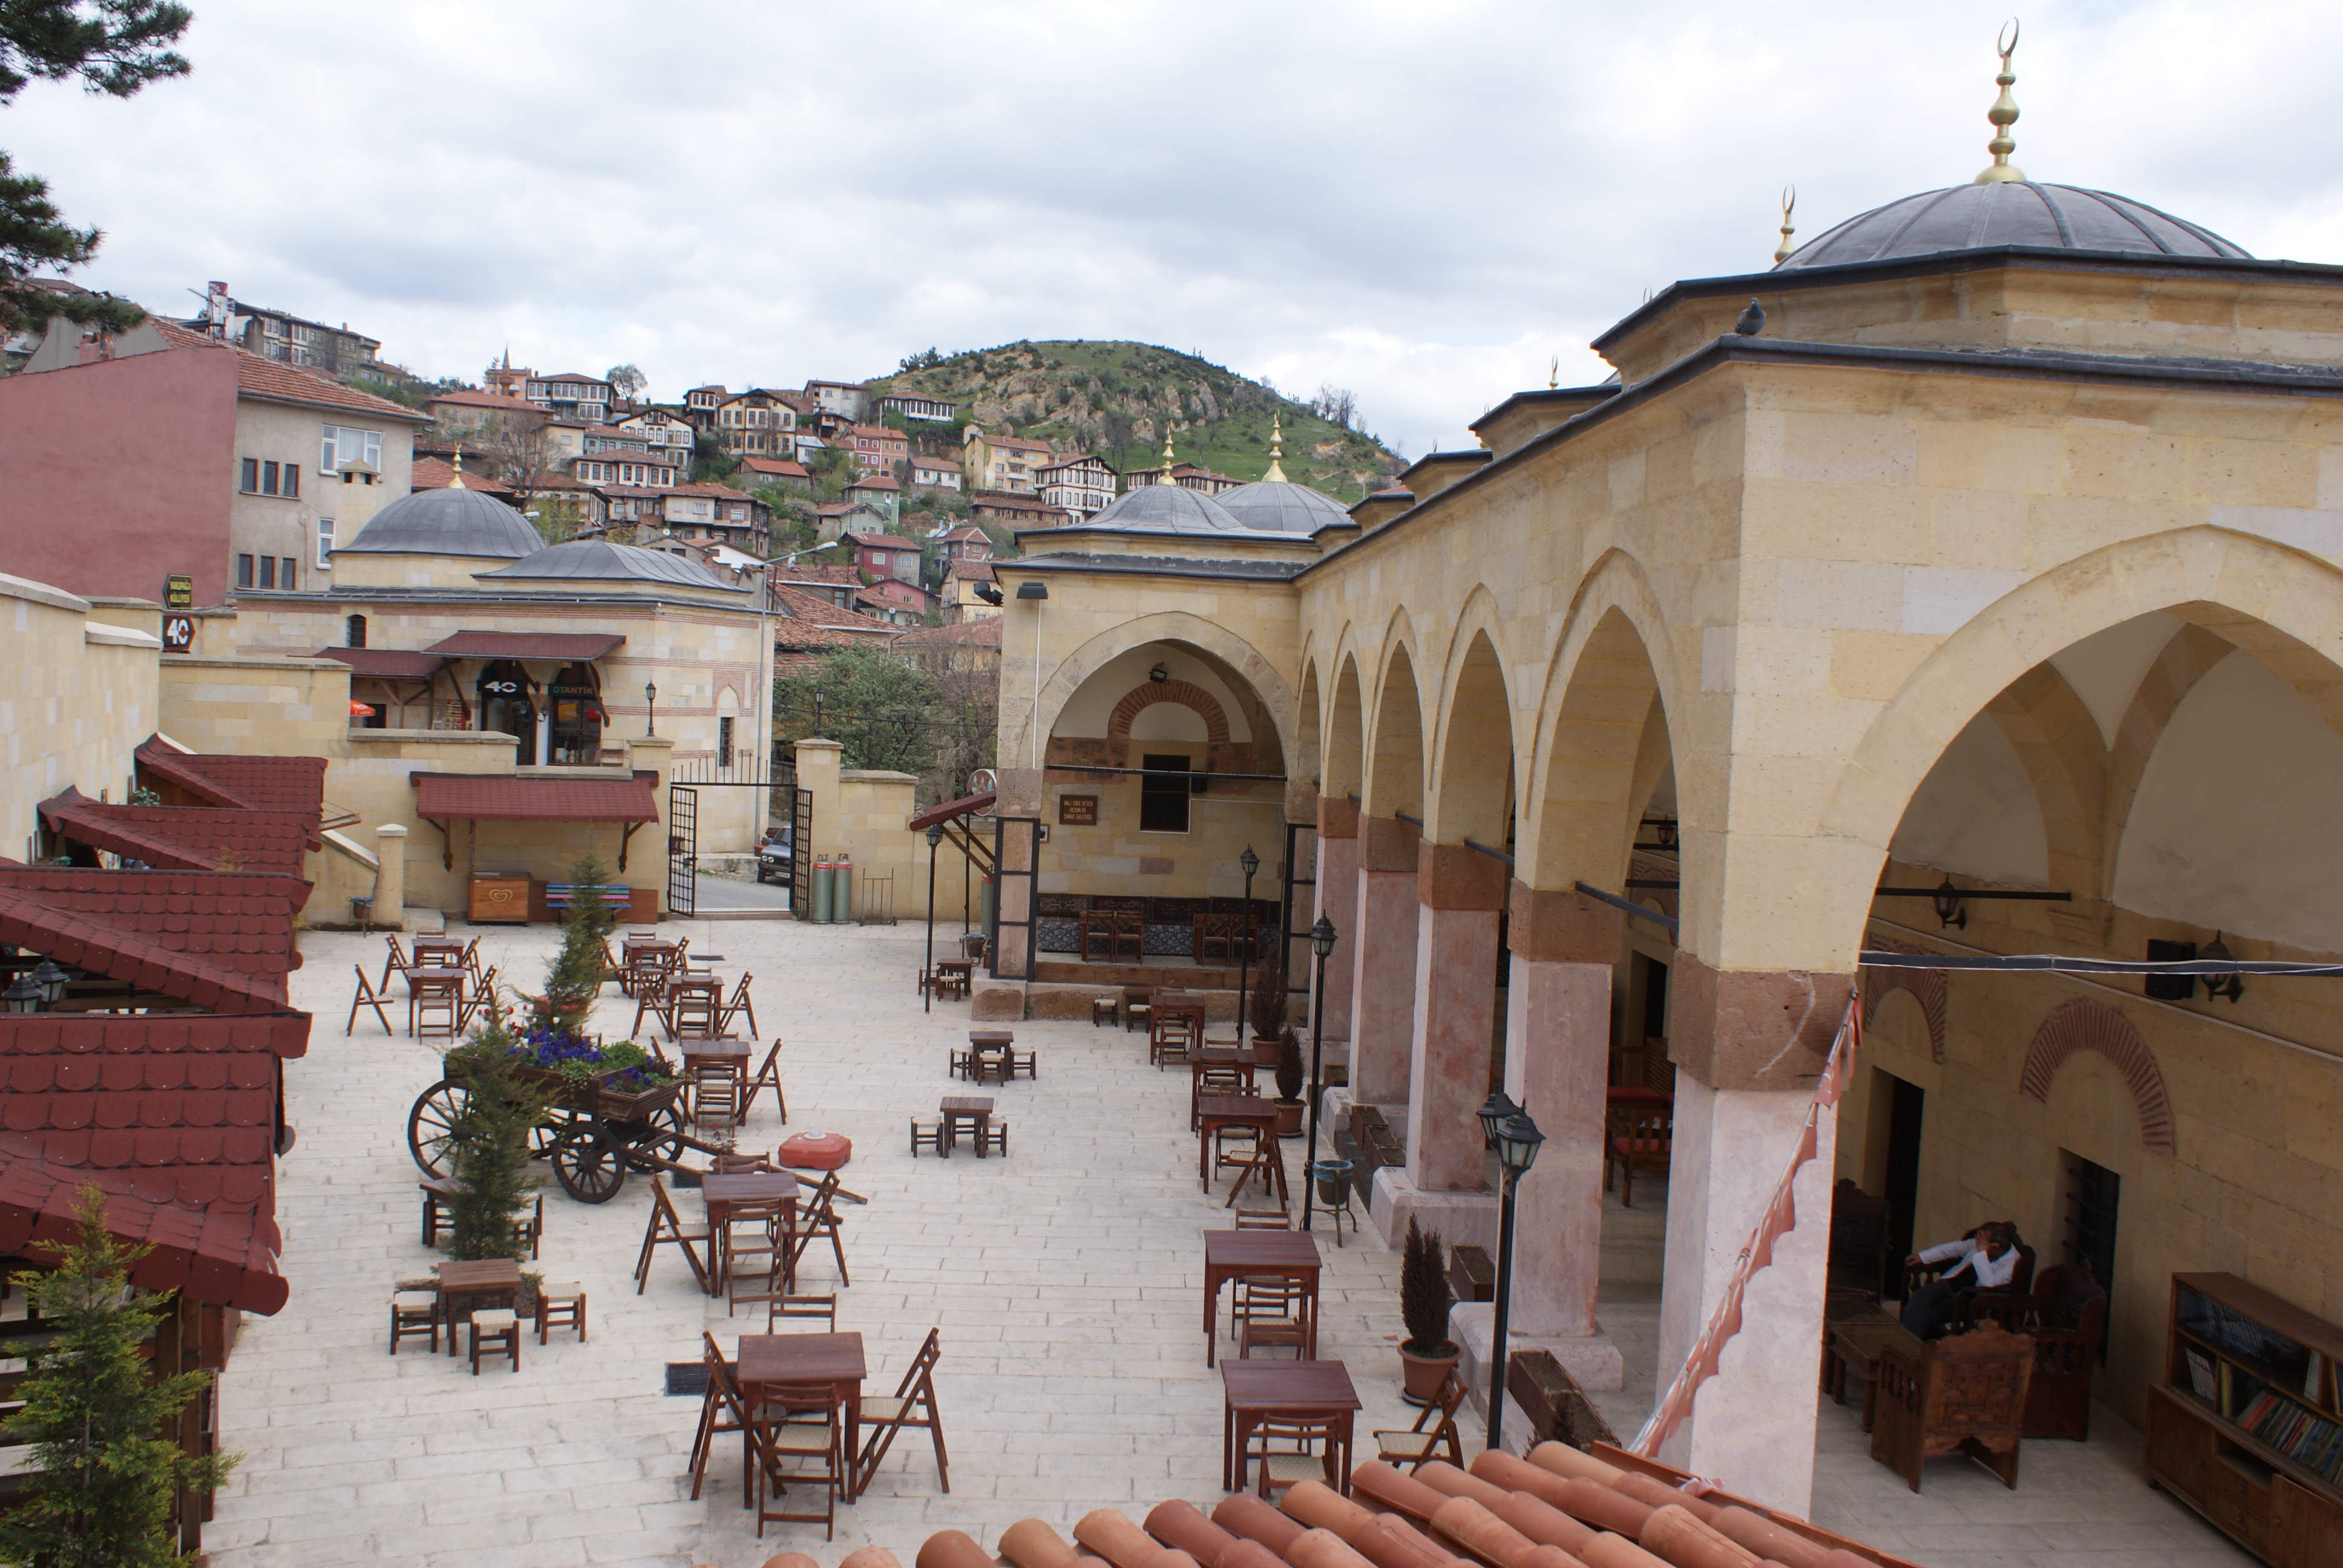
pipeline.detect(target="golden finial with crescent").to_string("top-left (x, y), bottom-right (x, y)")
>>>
top-left (1264, 413), bottom-right (1288, 482)
top-left (450, 441), bottom-right (467, 489)
top-left (1974, 19), bottom-right (2025, 184)
top-left (1773, 185), bottom-right (1797, 265)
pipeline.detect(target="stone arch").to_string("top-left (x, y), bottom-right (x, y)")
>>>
top-left (1859, 936), bottom-right (1947, 1065)
top-left (1976, 664), bottom-right (2106, 898)
top-left (2018, 998), bottom-right (2175, 1156)
top-left (1009, 610), bottom-right (1294, 774)
top-left (1106, 679), bottom-right (1230, 742)
top-left (1428, 625), bottom-right (1516, 846)
top-left (2100, 622), bottom-right (2236, 902)
top-left (1363, 614), bottom-right (1428, 819)
top-left (1325, 654), bottom-right (1365, 800)
top-left (1295, 660), bottom-right (1322, 788)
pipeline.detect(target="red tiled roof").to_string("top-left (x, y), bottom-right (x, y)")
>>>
top-left (148, 320), bottom-right (423, 422)
top-left (134, 743), bottom-right (326, 830)
top-left (410, 456), bottom-right (460, 491)
top-left (946, 560), bottom-right (996, 581)
top-left (982, 433), bottom-right (1054, 452)
top-left (851, 425), bottom-right (904, 440)
top-left (39, 793), bottom-right (312, 877)
top-left (412, 773), bottom-right (659, 824)
top-left (310, 647), bottom-right (446, 679)
top-left (0, 869), bottom-right (308, 979)
top-left (424, 388), bottom-right (536, 412)
top-left (739, 458), bottom-right (810, 479)
top-left (424, 631), bottom-right (624, 660)
top-left (848, 475), bottom-right (901, 491)
top-left (768, 584), bottom-right (901, 650)
top-left (0, 1131), bottom-right (287, 1313)
top-left (0, 880), bottom-right (294, 1014)
top-left (776, 563), bottom-right (859, 586)
top-left (907, 791), bottom-right (995, 832)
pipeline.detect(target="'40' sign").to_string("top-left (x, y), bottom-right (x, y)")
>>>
top-left (160, 615), bottom-right (195, 652)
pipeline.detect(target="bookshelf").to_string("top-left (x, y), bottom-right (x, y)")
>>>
top-left (2146, 1272), bottom-right (2343, 1566)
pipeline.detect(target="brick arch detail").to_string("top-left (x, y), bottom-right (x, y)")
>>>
top-left (2018, 998), bottom-right (2176, 1156)
top-left (1861, 935), bottom-right (1947, 1065)
top-left (1107, 680), bottom-right (1230, 744)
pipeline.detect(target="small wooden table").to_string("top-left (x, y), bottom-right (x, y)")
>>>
top-left (413, 938), bottom-right (467, 966)
top-left (1191, 1050), bottom-right (1259, 1128)
top-left (1202, 1229), bottom-right (1321, 1368)
top-left (681, 1037), bottom-right (752, 1120)
top-left (1197, 1094), bottom-right (1285, 1203)
top-left (1826, 1320), bottom-right (1924, 1432)
top-left (405, 967), bottom-right (465, 1037)
top-left (437, 1258), bottom-right (521, 1357)
top-left (737, 1331), bottom-right (867, 1500)
top-left (939, 1096), bottom-right (995, 1157)
top-left (669, 975), bottom-right (724, 1039)
top-left (701, 1173), bottom-right (797, 1296)
top-left (1222, 1359), bottom-right (1359, 1493)
top-left (932, 960), bottom-right (973, 999)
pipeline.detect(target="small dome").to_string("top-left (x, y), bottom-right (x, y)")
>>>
top-left (338, 485), bottom-right (545, 558)
top-left (1082, 484), bottom-right (1247, 535)
top-left (1777, 182), bottom-right (2250, 271)
top-left (474, 540), bottom-right (746, 590)
top-left (1217, 480), bottom-right (1352, 534)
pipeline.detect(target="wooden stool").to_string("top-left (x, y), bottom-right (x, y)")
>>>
top-left (975, 1120), bottom-right (1009, 1157)
top-left (536, 1284), bottom-right (586, 1344)
top-left (1091, 996), bottom-right (1118, 1027)
top-left (469, 1308), bottom-right (521, 1374)
top-left (389, 1289), bottom-right (438, 1355)
top-left (910, 1119), bottom-right (943, 1157)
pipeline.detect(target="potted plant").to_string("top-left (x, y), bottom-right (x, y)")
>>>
top-left (1271, 1027), bottom-right (1306, 1137)
top-left (1248, 937), bottom-right (1288, 1068)
top-left (1397, 1215), bottom-right (1460, 1403)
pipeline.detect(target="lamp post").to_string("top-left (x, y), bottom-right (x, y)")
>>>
top-left (1236, 845), bottom-right (1259, 1040)
top-left (924, 822), bottom-right (943, 1014)
top-left (30, 960), bottom-right (69, 1008)
top-left (2, 973), bottom-right (41, 1013)
top-left (1486, 1102), bottom-right (1546, 1452)
top-left (644, 681), bottom-right (658, 738)
top-left (1300, 914), bottom-right (1337, 1231)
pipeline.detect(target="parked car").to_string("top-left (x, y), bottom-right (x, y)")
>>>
top-left (756, 829), bottom-right (792, 884)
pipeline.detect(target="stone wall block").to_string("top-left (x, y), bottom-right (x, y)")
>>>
top-left (1668, 955), bottom-right (1855, 1093)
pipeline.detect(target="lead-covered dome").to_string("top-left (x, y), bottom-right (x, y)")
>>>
top-left (1217, 480), bottom-right (1351, 534)
top-left (339, 485), bottom-right (545, 558)
top-left (474, 539), bottom-right (746, 590)
top-left (1777, 181), bottom-right (2250, 271)
top-left (1082, 484), bottom-right (1247, 535)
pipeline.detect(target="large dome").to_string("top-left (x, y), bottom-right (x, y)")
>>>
top-left (474, 539), bottom-right (745, 590)
top-left (1777, 181), bottom-right (2249, 271)
top-left (339, 485), bottom-right (545, 558)
top-left (1081, 484), bottom-right (1247, 535)
top-left (1217, 480), bottom-right (1351, 535)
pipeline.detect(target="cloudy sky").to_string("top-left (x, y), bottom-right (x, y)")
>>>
top-left (13, 0), bottom-right (2342, 456)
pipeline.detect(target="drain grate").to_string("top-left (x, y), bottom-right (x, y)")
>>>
top-left (664, 1362), bottom-right (709, 1397)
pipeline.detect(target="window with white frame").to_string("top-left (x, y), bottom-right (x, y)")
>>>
top-left (320, 425), bottom-right (382, 473)
top-left (316, 517), bottom-right (335, 567)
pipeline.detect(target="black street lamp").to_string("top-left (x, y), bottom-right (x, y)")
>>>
top-left (644, 681), bottom-right (658, 738)
top-left (923, 822), bottom-right (943, 1013)
top-left (1486, 1101), bottom-right (1546, 1452)
top-left (1236, 844), bottom-right (1260, 1040)
top-left (30, 959), bottom-right (70, 1007)
top-left (2, 973), bottom-right (41, 1013)
top-left (1300, 914), bottom-right (1337, 1231)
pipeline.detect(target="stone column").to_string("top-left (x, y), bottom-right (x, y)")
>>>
top-left (1652, 956), bottom-right (1855, 1514)
top-left (1312, 795), bottom-right (1359, 1042)
top-left (1348, 814), bottom-right (1420, 1106)
top-left (977, 766), bottom-right (1044, 1002)
top-left (1403, 840), bottom-right (1508, 1191)
top-left (372, 823), bottom-right (407, 931)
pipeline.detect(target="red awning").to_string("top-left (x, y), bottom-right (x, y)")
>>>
top-left (425, 632), bottom-right (624, 661)
top-left (908, 790), bottom-right (996, 832)
top-left (39, 791), bottom-right (315, 876)
top-left (311, 647), bottom-right (447, 679)
top-left (412, 773), bottom-right (659, 823)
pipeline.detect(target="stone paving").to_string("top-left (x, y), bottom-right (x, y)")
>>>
top-left (205, 915), bottom-right (2253, 1568)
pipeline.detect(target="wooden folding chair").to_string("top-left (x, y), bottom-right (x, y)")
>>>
top-left (742, 1037), bottom-right (787, 1123)
top-left (410, 973), bottom-right (461, 1040)
top-left (510, 1192), bottom-right (543, 1261)
top-left (634, 1175), bottom-right (710, 1295)
top-left (631, 978), bottom-right (676, 1041)
top-left (719, 973), bottom-right (756, 1038)
top-left (460, 937), bottom-right (485, 986)
top-left (768, 1293), bottom-right (837, 1333)
top-left (347, 965), bottom-right (393, 1034)
top-left (378, 935), bottom-right (411, 993)
top-left (788, 1169), bottom-right (850, 1288)
top-left (1373, 1369), bottom-right (1467, 1471)
top-left (1250, 1416), bottom-right (1343, 1500)
top-left (723, 1195), bottom-right (793, 1315)
top-left (1234, 1209), bottom-right (1289, 1230)
top-left (689, 1062), bottom-right (742, 1129)
top-left (857, 1326), bottom-right (948, 1494)
top-left (750, 1382), bottom-right (844, 1541)
top-left (1236, 1278), bottom-right (1312, 1360)
top-left (457, 965), bottom-right (502, 1033)
top-left (689, 1330), bottom-right (752, 1506)
top-left (671, 982), bottom-right (721, 1040)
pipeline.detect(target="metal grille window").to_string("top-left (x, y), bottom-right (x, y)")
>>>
top-left (719, 716), bottom-right (735, 769)
top-left (2062, 1152), bottom-right (2120, 1362)
top-left (1139, 754), bottom-right (1190, 833)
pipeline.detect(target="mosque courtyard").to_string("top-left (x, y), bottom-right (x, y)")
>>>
top-left (194, 916), bottom-right (2253, 1568)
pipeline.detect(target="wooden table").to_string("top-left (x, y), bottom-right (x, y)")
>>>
top-left (1197, 1094), bottom-right (1285, 1203)
top-left (413, 938), bottom-right (467, 966)
top-left (1080, 909), bottom-right (1144, 962)
top-left (1191, 1050), bottom-right (1259, 1128)
top-left (737, 1331), bottom-right (867, 1501)
top-left (405, 967), bottom-right (465, 1037)
top-left (701, 1173), bottom-right (797, 1296)
top-left (1222, 1359), bottom-right (1359, 1493)
top-left (681, 1037), bottom-right (752, 1120)
top-left (669, 975), bottom-right (724, 1039)
top-left (931, 960), bottom-right (973, 1000)
top-left (939, 1095), bottom-right (995, 1157)
top-left (1202, 1229), bottom-right (1321, 1368)
top-left (1826, 1320), bottom-right (1924, 1432)
top-left (437, 1258), bottom-right (521, 1356)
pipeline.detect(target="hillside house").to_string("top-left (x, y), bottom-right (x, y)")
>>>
top-left (962, 429), bottom-right (1054, 493)
top-left (714, 390), bottom-right (798, 457)
top-left (422, 387), bottom-right (541, 433)
top-left (877, 390), bottom-right (958, 422)
top-left (907, 452), bottom-right (962, 493)
top-left (735, 456), bottom-right (813, 494)
top-left (969, 489), bottom-right (1064, 528)
top-left (522, 371), bottom-right (614, 424)
top-left (840, 529), bottom-right (922, 587)
top-left (811, 499), bottom-right (888, 544)
top-left (1124, 457), bottom-right (1239, 495)
top-left (804, 379), bottom-right (870, 421)
top-left (192, 283), bottom-right (380, 374)
top-left (1037, 453), bottom-right (1116, 517)
top-left (661, 482), bottom-right (768, 555)
top-left (849, 423), bottom-right (909, 474)
top-left (843, 472), bottom-right (900, 525)
top-left (615, 407), bottom-right (695, 465)
top-left (942, 558), bottom-right (1000, 622)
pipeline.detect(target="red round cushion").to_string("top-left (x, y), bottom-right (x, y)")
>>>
top-left (778, 1131), bottom-right (851, 1170)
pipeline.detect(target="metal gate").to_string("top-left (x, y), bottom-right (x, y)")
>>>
top-left (789, 786), bottom-right (813, 916)
top-left (990, 815), bottom-right (1040, 981)
top-left (1280, 820), bottom-right (1319, 1018)
top-left (666, 785), bottom-right (697, 917)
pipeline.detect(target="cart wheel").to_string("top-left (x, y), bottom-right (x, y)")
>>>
top-left (637, 1102), bottom-right (689, 1171)
top-left (552, 1125), bottom-right (628, 1204)
top-left (531, 1109), bottom-right (583, 1161)
top-left (406, 1079), bottom-right (469, 1177)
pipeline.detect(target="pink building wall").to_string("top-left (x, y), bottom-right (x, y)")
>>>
top-left (0, 345), bottom-right (240, 607)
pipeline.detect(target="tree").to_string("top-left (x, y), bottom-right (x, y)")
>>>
top-left (772, 645), bottom-right (937, 776)
top-left (0, 1), bottom-right (192, 337)
top-left (462, 408), bottom-right (556, 499)
top-left (898, 347), bottom-right (942, 373)
top-left (522, 490), bottom-right (587, 544)
top-left (1309, 385), bottom-right (1360, 432)
top-left (536, 851), bottom-right (615, 1034)
top-left (605, 363), bottom-right (645, 405)
top-left (436, 1014), bottom-right (546, 1264)
top-left (0, 1186), bottom-right (237, 1567)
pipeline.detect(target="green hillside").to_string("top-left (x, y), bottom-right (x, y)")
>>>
top-left (867, 340), bottom-right (1403, 506)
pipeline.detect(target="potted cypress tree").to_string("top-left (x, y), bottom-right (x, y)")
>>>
top-left (440, 1007), bottom-right (547, 1263)
top-left (1247, 937), bottom-right (1288, 1069)
top-left (1271, 1027), bottom-right (1306, 1137)
top-left (1397, 1215), bottom-right (1460, 1403)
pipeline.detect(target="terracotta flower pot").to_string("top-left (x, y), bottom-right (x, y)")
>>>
top-left (1273, 1100), bottom-right (1305, 1138)
top-left (1398, 1341), bottom-right (1460, 1405)
top-left (1252, 1035), bottom-right (1282, 1068)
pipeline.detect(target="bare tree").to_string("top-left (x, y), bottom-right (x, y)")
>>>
top-left (1311, 385), bottom-right (1360, 431)
top-left (465, 410), bottom-right (559, 502)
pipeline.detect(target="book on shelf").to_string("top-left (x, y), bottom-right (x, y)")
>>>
top-left (2186, 1347), bottom-right (2217, 1401)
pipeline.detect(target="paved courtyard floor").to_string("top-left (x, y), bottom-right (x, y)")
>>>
top-left (204, 916), bottom-right (2251, 1568)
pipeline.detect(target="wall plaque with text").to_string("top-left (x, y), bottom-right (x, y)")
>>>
top-left (1058, 794), bottom-right (1098, 826)
top-left (163, 574), bottom-right (193, 610)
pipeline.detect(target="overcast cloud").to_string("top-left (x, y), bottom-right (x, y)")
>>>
top-left (11, 0), bottom-right (2342, 456)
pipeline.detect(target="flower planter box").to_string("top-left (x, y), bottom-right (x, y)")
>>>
top-left (508, 1060), bottom-right (678, 1120)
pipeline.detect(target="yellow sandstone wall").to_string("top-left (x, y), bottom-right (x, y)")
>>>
top-left (0, 576), bottom-right (161, 860)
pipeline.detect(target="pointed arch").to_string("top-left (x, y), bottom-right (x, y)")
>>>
top-left (1007, 610), bottom-right (1294, 775)
top-left (1325, 653), bottom-right (1366, 801)
top-left (1428, 627), bottom-right (1516, 846)
top-left (1365, 616), bottom-right (1427, 820)
top-left (2019, 998), bottom-right (2175, 1157)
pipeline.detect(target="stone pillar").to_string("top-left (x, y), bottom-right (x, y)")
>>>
top-left (981, 766), bottom-right (1044, 995)
top-left (793, 738), bottom-right (843, 854)
top-left (1349, 814), bottom-right (1420, 1106)
top-left (1652, 956), bottom-right (1855, 1514)
top-left (372, 823), bottom-right (407, 931)
top-left (1312, 795), bottom-right (1359, 1042)
top-left (1403, 841), bottom-right (1508, 1191)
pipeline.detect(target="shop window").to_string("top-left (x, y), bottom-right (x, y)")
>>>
top-left (1139, 754), bottom-right (1190, 833)
top-left (547, 661), bottom-right (603, 765)
top-left (476, 658), bottom-right (536, 766)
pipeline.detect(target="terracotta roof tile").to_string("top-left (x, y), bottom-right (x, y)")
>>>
top-left (0, 878), bottom-right (301, 1014)
top-left (135, 743), bottom-right (326, 829)
top-left (0, 868), bottom-right (308, 977)
top-left (148, 320), bottom-right (422, 422)
top-left (424, 630), bottom-right (624, 660)
top-left (411, 773), bottom-right (659, 823)
top-left (39, 792), bottom-right (312, 876)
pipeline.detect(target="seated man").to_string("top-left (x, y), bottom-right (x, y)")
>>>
top-left (1899, 1221), bottom-right (2022, 1339)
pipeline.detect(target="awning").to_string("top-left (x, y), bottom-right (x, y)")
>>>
top-left (40, 791), bottom-right (315, 877)
top-left (411, 773), bottom-right (659, 823)
top-left (312, 647), bottom-right (447, 679)
top-left (908, 790), bottom-right (996, 832)
top-left (424, 631), bottom-right (624, 661)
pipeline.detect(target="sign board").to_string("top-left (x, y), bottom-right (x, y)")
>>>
top-left (163, 575), bottom-right (193, 610)
top-left (1058, 794), bottom-right (1098, 826)
top-left (160, 614), bottom-right (195, 652)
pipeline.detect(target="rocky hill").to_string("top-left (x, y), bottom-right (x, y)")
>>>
top-left (868, 341), bottom-right (1403, 505)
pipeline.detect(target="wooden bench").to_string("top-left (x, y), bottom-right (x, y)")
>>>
top-left (546, 884), bottom-right (632, 923)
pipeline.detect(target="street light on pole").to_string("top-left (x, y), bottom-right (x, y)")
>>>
top-left (1486, 1100), bottom-right (1545, 1453)
top-left (644, 681), bottom-right (657, 738)
top-left (1299, 914), bottom-right (1336, 1232)
top-left (1236, 844), bottom-right (1259, 1040)
top-left (923, 822), bottom-right (943, 1014)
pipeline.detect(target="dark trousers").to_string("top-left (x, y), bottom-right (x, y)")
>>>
top-left (1900, 1277), bottom-right (1965, 1338)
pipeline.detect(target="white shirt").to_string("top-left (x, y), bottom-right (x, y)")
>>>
top-left (1919, 1237), bottom-right (2020, 1289)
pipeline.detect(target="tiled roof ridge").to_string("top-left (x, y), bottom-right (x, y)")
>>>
top-left (0, 883), bottom-right (290, 1013)
top-left (148, 320), bottom-right (421, 421)
top-left (132, 741), bottom-right (256, 811)
top-left (38, 793), bottom-right (315, 877)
